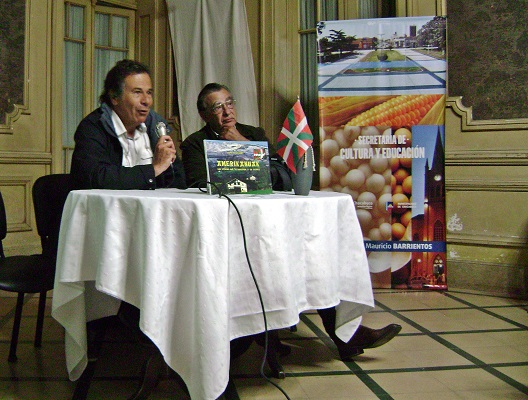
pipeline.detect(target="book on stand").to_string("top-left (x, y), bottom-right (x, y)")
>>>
top-left (204, 140), bottom-right (273, 195)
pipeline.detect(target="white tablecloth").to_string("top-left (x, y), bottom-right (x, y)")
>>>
top-left (51, 188), bottom-right (374, 400)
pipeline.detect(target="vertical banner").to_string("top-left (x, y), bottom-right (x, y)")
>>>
top-left (317, 16), bottom-right (447, 290)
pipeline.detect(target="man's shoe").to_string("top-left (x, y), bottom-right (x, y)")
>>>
top-left (336, 324), bottom-right (401, 361)
top-left (335, 343), bottom-right (364, 361)
top-left (350, 324), bottom-right (402, 349)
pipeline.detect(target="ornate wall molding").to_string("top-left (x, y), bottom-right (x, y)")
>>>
top-left (0, 99), bottom-right (30, 133)
top-left (446, 96), bottom-right (528, 132)
top-left (445, 150), bottom-right (528, 166)
top-left (446, 177), bottom-right (528, 192)
top-left (0, 0), bottom-right (30, 133)
top-left (447, 231), bottom-right (524, 248)
top-left (0, 151), bottom-right (52, 164)
top-left (100, 0), bottom-right (137, 10)
top-left (0, 176), bottom-right (32, 232)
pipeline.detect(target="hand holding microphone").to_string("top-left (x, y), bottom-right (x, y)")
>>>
top-left (153, 122), bottom-right (176, 176)
top-left (156, 121), bottom-right (169, 140)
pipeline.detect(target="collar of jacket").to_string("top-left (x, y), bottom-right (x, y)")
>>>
top-left (99, 103), bottom-right (118, 137)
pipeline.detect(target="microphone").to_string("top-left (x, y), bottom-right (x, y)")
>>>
top-left (156, 121), bottom-right (168, 140)
top-left (155, 122), bottom-right (175, 184)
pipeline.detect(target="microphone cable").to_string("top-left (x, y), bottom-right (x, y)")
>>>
top-left (197, 181), bottom-right (291, 400)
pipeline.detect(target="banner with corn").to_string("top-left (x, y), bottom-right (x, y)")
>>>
top-left (317, 16), bottom-right (447, 291)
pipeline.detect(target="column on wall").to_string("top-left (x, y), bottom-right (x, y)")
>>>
top-left (252, 0), bottom-right (301, 147)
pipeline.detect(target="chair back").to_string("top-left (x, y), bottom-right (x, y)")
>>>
top-left (32, 174), bottom-right (74, 260)
top-left (0, 192), bottom-right (7, 257)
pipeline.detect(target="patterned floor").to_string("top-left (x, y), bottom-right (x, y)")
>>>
top-left (1, 289), bottom-right (527, 399)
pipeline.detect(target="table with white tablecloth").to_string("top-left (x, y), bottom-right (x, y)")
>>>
top-left (51, 188), bottom-right (374, 400)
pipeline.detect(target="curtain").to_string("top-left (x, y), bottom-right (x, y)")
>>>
top-left (358, 0), bottom-right (377, 19)
top-left (166, 0), bottom-right (259, 139)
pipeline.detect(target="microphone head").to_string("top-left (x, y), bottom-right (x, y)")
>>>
top-left (156, 122), bottom-right (167, 138)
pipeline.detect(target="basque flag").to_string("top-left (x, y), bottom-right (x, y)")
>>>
top-left (276, 99), bottom-right (313, 173)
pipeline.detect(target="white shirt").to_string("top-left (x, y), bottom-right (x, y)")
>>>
top-left (112, 110), bottom-right (153, 167)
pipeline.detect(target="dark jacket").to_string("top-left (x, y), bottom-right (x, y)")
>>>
top-left (180, 123), bottom-right (275, 187)
top-left (70, 103), bottom-right (186, 190)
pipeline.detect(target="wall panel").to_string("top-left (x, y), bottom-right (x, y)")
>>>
top-left (445, 98), bottom-right (528, 297)
top-left (0, 0), bottom-right (54, 255)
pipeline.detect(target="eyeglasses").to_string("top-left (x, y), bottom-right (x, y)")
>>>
top-left (210, 99), bottom-right (236, 114)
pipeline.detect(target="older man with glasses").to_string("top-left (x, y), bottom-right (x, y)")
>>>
top-left (180, 83), bottom-right (276, 188)
top-left (180, 82), bottom-right (402, 361)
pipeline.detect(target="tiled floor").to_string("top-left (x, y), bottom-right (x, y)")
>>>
top-left (1, 289), bottom-right (527, 399)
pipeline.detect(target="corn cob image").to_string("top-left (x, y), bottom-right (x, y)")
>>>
top-left (344, 94), bottom-right (444, 127)
top-left (319, 95), bottom-right (397, 127)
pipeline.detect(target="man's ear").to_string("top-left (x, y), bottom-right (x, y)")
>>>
top-left (198, 110), bottom-right (206, 121)
top-left (110, 91), bottom-right (119, 106)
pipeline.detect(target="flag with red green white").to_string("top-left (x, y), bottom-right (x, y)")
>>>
top-left (276, 100), bottom-right (313, 173)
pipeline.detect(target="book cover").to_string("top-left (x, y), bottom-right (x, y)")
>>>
top-left (204, 140), bottom-right (273, 195)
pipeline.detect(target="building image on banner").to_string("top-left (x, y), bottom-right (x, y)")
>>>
top-left (317, 16), bottom-right (447, 290)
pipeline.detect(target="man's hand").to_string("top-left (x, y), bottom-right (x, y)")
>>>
top-left (220, 126), bottom-right (248, 141)
top-left (153, 135), bottom-right (176, 176)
